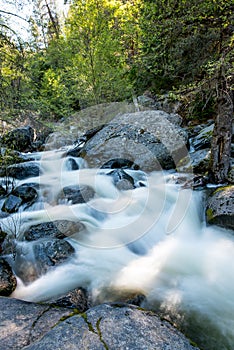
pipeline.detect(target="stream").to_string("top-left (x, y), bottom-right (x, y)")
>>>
top-left (1, 146), bottom-right (234, 350)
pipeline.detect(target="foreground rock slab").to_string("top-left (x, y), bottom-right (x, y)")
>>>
top-left (0, 297), bottom-right (71, 349)
top-left (0, 298), bottom-right (199, 350)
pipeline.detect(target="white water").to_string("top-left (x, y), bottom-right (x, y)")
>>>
top-left (1, 149), bottom-right (234, 349)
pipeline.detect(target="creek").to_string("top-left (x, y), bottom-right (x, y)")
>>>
top-left (1, 147), bottom-right (234, 350)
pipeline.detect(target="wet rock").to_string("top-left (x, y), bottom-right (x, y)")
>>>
top-left (190, 124), bottom-right (214, 151)
top-left (24, 220), bottom-right (85, 241)
top-left (206, 186), bottom-right (234, 230)
top-left (178, 149), bottom-right (211, 174)
top-left (51, 287), bottom-right (90, 311)
top-left (32, 239), bottom-right (75, 275)
top-left (0, 161), bottom-right (41, 180)
top-left (13, 183), bottom-right (38, 202)
top-left (0, 126), bottom-right (35, 152)
top-left (0, 227), bottom-right (7, 254)
top-left (1, 183), bottom-right (38, 213)
top-left (57, 185), bottom-right (95, 204)
top-left (66, 157), bottom-right (79, 170)
top-left (0, 258), bottom-right (17, 296)
top-left (0, 297), bottom-right (72, 350)
top-left (23, 303), bottom-right (199, 350)
top-left (14, 239), bottom-right (75, 284)
top-left (81, 110), bottom-right (188, 172)
top-left (2, 194), bottom-right (23, 213)
top-left (0, 185), bottom-right (7, 197)
top-left (107, 169), bottom-right (135, 190)
top-left (101, 158), bottom-right (139, 170)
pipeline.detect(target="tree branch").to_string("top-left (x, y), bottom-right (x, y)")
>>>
top-left (0, 10), bottom-right (28, 22)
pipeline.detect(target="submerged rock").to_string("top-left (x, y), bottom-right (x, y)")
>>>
top-left (22, 303), bottom-right (199, 350)
top-left (206, 185), bottom-right (234, 230)
top-left (0, 258), bottom-right (17, 296)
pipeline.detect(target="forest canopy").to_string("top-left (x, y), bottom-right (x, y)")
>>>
top-left (0, 0), bottom-right (233, 120)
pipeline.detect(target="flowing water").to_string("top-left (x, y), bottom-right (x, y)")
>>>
top-left (1, 147), bottom-right (234, 350)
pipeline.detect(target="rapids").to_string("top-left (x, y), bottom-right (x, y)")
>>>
top-left (1, 148), bottom-right (234, 350)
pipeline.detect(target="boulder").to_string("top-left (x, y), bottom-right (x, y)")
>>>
top-left (80, 110), bottom-right (188, 172)
top-left (24, 220), bottom-right (85, 241)
top-left (0, 126), bottom-right (35, 152)
top-left (57, 185), bottom-right (95, 204)
top-left (22, 303), bottom-right (199, 350)
top-left (0, 161), bottom-right (41, 180)
top-left (14, 239), bottom-right (75, 284)
top-left (206, 185), bottom-right (234, 230)
top-left (0, 258), bottom-right (17, 295)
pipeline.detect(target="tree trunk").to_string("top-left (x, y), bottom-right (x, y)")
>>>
top-left (210, 72), bottom-right (233, 183)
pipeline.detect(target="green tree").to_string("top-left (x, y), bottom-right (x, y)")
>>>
top-left (64, 0), bottom-right (140, 107)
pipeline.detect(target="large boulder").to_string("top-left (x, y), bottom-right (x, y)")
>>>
top-left (0, 126), bottom-right (35, 152)
top-left (0, 258), bottom-right (17, 295)
top-left (20, 303), bottom-right (198, 350)
top-left (206, 185), bottom-right (234, 230)
top-left (73, 111), bottom-right (188, 172)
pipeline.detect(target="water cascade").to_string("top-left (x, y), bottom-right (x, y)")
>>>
top-left (1, 147), bottom-right (234, 350)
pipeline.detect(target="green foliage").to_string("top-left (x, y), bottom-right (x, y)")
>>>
top-left (64, 0), bottom-right (140, 107)
top-left (0, 0), bottom-right (233, 121)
